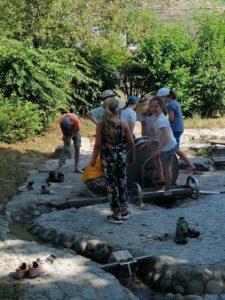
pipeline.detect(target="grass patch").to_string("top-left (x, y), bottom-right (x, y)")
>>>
top-left (10, 224), bottom-right (36, 242)
top-left (0, 281), bottom-right (22, 300)
top-left (184, 116), bottom-right (225, 129)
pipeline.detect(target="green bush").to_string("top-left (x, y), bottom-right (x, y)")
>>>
top-left (0, 98), bottom-right (43, 143)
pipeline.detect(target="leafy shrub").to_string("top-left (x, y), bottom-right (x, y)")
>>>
top-left (0, 98), bottom-right (43, 142)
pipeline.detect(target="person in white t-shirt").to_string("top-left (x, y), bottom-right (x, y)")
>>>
top-left (120, 96), bottom-right (138, 136)
top-left (140, 96), bottom-right (177, 194)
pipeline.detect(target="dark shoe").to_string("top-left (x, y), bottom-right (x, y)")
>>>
top-left (47, 171), bottom-right (57, 183)
top-left (56, 172), bottom-right (64, 182)
top-left (27, 181), bottom-right (34, 190)
top-left (187, 228), bottom-right (200, 238)
top-left (41, 185), bottom-right (49, 194)
top-left (47, 172), bottom-right (64, 183)
top-left (175, 222), bottom-right (188, 245)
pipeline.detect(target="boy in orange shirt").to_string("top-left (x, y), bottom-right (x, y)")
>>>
top-left (58, 109), bottom-right (83, 173)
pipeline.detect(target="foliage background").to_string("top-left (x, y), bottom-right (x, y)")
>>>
top-left (0, 0), bottom-right (224, 141)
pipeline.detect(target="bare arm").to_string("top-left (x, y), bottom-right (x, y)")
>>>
top-left (141, 121), bottom-right (147, 136)
top-left (91, 124), bottom-right (102, 166)
top-left (157, 127), bottom-right (169, 152)
top-left (168, 110), bottom-right (174, 123)
top-left (128, 121), bottom-right (135, 136)
top-left (86, 111), bottom-right (98, 126)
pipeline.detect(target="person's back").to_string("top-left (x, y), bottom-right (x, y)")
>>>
top-left (101, 119), bottom-right (128, 150)
top-left (59, 113), bottom-right (79, 130)
top-left (91, 98), bottom-right (135, 224)
top-left (167, 99), bottom-right (184, 133)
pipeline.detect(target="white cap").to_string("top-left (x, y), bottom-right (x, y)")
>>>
top-left (102, 89), bottom-right (116, 100)
top-left (156, 87), bottom-right (170, 97)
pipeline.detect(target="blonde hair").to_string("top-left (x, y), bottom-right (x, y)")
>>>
top-left (101, 98), bottom-right (120, 143)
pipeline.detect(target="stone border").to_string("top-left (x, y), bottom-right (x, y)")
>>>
top-left (26, 220), bottom-right (114, 263)
top-left (6, 198), bottom-right (225, 296)
top-left (137, 257), bottom-right (225, 296)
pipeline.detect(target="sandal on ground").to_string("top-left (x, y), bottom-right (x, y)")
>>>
top-left (107, 215), bottom-right (123, 224)
top-left (15, 262), bottom-right (30, 279)
top-left (29, 261), bottom-right (44, 278)
top-left (122, 211), bottom-right (132, 220)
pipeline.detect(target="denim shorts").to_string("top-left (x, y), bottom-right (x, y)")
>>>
top-left (173, 131), bottom-right (182, 149)
top-left (160, 146), bottom-right (177, 166)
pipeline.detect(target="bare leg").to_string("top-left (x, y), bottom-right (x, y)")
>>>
top-left (163, 163), bottom-right (172, 191)
top-left (74, 147), bottom-right (83, 173)
top-left (176, 149), bottom-right (195, 172)
top-left (153, 157), bottom-right (165, 182)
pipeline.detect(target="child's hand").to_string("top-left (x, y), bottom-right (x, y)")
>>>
top-left (139, 142), bottom-right (148, 151)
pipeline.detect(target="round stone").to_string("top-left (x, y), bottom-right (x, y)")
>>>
top-left (164, 293), bottom-right (174, 300)
top-left (184, 296), bottom-right (202, 300)
top-left (175, 285), bottom-right (185, 295)
top-left (173, 294), bottom-right (184, 300)
top-left (95, 244), bottom-right (112, 263)
top-left (72, 237), bottom-right (88, 255)
top-left (206, 280), bottom-right (223, 294)
top-left (188, 280), bottom-right (204, 295)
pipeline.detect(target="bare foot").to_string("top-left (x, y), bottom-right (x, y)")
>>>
top-left (74, 168), bottom-right (84, 174)
top-left (182, 165), bottom-right (195, 173)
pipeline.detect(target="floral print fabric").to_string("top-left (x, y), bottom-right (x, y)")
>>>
top-left (100, 124), bottom-right (128, 214)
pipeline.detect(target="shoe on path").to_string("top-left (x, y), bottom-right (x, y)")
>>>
top-left (175, 220), bottom-right (188, 245)
top-left (107, 215), bottom-right (123, 224)
top-left (15, 262), bottom-right (30, 279)
top-left (28, 261), bottom-right (44, 278)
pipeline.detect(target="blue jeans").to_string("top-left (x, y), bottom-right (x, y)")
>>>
top-left (173, 131), bottom-right (183, 149)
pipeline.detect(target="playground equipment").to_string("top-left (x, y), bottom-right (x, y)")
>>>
top-left (127, 137), bottom-right (199, 205)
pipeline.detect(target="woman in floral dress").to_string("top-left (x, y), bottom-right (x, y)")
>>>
top-left (91, 98), bottom-right (135, 224)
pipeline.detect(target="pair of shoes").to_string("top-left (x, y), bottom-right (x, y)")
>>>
top-left (15, 261), bottom-right (43, 279)
top-left (107, 215), bottom-right (123, 224)
top-left (175, 217), bottom-right (200, 245)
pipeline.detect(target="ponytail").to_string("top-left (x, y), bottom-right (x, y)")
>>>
top-left (101, 99), bottom-right (119, 143)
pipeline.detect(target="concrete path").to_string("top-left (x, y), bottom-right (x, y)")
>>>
top-left (0, 137), bottom-right (136, 300)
